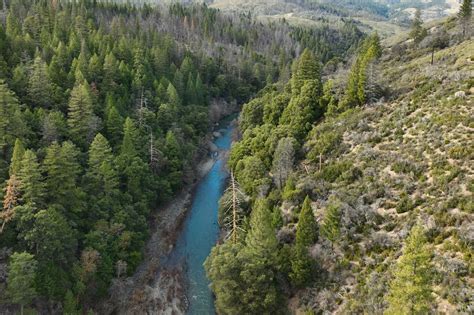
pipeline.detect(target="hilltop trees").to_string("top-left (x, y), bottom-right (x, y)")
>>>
top-left (338, 33), bottom-right (382, 112)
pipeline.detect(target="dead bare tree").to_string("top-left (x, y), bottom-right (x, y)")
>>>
top-left (221, 172), bottom-right (246, 244)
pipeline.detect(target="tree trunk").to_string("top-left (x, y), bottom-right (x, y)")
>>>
top-left (431, 48), bottom-right (434, 65)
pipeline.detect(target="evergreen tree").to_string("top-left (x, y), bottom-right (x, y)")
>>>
top-left (290, 196), bottom-right (318, 287)
top-left (386, 225), bottom-right (434, 314)
top-left (237, 199), bottom-right (281, 313)
top-left (25, 208), bottom-right (77, 264)
top-left (0, 81), bottom-right (24, 156)
top-left (9, 138), bottom-right (25, 176)
top-left (295, 196), bottom-right (318, 247)
top-left (321, 198), bottom-right (341, 244)
top-left (164, 131), bottom-right (182, 191)
top-left (195, 73), bottom-right (205, 105)
top-left (87, 133), bottom-right (118, 196)
top-left (409, 9), bottom-right (427, 45)
top-left (185, 73), bottom-right (197, 105)
top-left (28, 56), bottom-right (54, 108)
top-left (205, 242), bottom-right (246, 314)
top-left (43, 141), bottom-right (82, 213)
top-left (120, 117), bottom-right (140, 158)
top-left (458, 0), bottom-right (472, 38)
top-left (272, 137), bottom-right (295, 189)
top-left (7, 252), bottom-right (37, 315)
top-left (67, 81), bottom-right (95, 148)
top-left (280, 80), bottom-right (322, 141)
top-left (63, 290), bottom-right (80, 315)
top-left (105, 102), bottom-right (123, 148)
top-left (290, 48), bottom-right (321, 95)
top-left (167, 83), bottom-right (181, 107)
top-left (17, 150), bottom-right (45, 207)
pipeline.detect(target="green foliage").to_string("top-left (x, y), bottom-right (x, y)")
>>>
top-left (7, 252), bottom-right (37, 313)
top-left (0, 80), bottom-right (25, 162)
top-left (272, 137), bottom-right (296, 189)
top-left (458, 0), bottom-right (472, 37)
top-left (67, 81), bottom-right (95, 148)
top-left (409, 9), bottom-right (428, 45)
top-left (340, 33), bottom-right (382, 110)
top-left (321, 197), bottom-right (341, 244)
top-left (28, 56), bottom-right (54, 109)
top-left (386, 225), bottom-right (434, 314)
top-left (295, 196), bottom-right (318, 247)
top-left (290, 196), bottom-right (318, 287)
top-left (9, 138), bottom-right (24, 176)
top-left (206, 199), bottom-right (283, 314)
top-left (17, 150), bottom-right (44, 207)
top-left (235, 156), bottom-right (268, 195)
top-left (290, 48), bottom-right (321, 95)
top-left (63, 290), bottom-right (81, 315)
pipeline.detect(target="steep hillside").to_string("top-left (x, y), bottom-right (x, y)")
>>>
top-left (206, 16), bottom-right (473, 314)
top-left (299, 38), bottom-right (473, 314)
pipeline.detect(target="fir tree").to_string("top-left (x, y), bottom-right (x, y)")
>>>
top-left (67, 81), bottom-right (95, 148)
top-left (120, 117), bottom-right (140, 158)
top-left (290, 48), bottom-right (321, 95)
top-left (410, 9), bottom-right (427, 45)
top-left (295, 196), bottom-right (318, 247)
top-left (28, 56), bottom-right (54, 108)
top-left (290, 196), bottom-right (318, 287)
top-left (321, 198), bottom-right (341, 244)
top-left (9, 138), bottom-right (25, 176)
top-left (236, 199), bottom-right (281, 313)
top-left (87, 133), bottom-right (118, 196)
top-left (17, 150), bottom-right (45, 207)
top-left (6, 252), bottom-right (37, 315)
top-left (0, 80), bottom-right (24, 155)
top-left (205, 242), bottom-right (245, 314)
top-left (63, 290), bottom-right (81, 315)
top-left (458, 0), bottom-right (472, 38)
top-left (43, 141), bottom-right (81, 211)
top-left (386, 225), bottom-right (434, 314)
top-left (105, 102), bottom-right (123, 148)
top-left (195, 73), bottom-right (205, 105)
top-left (25, 208), bottom-right (77, 263)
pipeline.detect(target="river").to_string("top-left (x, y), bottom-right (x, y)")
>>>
top-left (168, 117), bottom-right (234, 314)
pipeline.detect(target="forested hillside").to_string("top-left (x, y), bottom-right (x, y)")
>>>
top-left (206, 8), bottom-right (473, 315)
top-left (0, 0), bottom-right (368, 314)
top-left (209, 0), bottom-right (461, 36)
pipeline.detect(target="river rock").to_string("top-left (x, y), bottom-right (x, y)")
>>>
top-left (208, 141), bottom-right (218, 152)
top-left (213, 131), bottom-right (221, 138)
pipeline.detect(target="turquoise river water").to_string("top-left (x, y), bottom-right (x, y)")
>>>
top-left (169, 118), bottom-right (234, 315)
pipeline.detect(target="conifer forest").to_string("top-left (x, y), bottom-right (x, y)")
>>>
top-left (0, 0), bottom-right (472, 314)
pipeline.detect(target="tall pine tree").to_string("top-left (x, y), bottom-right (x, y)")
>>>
top-left (67, 81), bottom-right (95, 148)
top-left (17, 150), bottom-right (45, 207)
top-left (290, 196), bottom-right (318, 287)
top-left (386, 225), bottom-right (434, 314)
top-left (458, 0), bottom-right (472, 38)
